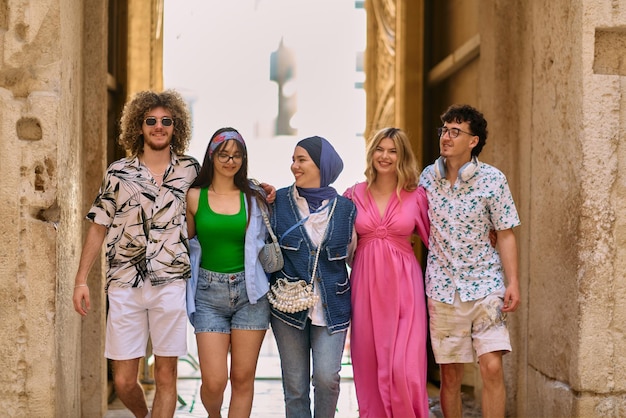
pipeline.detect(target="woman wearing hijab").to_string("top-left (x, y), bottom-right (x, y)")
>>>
top-left (268, 136), bottom-right (357, 418)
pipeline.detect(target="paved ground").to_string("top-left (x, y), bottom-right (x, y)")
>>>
top-left (105, 329), bottom-right (479, 418)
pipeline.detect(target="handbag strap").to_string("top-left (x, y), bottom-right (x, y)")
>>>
top-left (279, 200), bottom-right (332, 245)
top-left (310, 197), bottom-right (338, 282)
top-left (280, 216), bottom-right (308, 244)
top-left (260, 207), bottom-right (279, 245)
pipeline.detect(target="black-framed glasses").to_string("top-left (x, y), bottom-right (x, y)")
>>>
top-left (145, 117), bottom-right (174, 127)
top-left (216, 153), bottom-right (243, 163)
top-left (437, 126), bottom-right (474, 139)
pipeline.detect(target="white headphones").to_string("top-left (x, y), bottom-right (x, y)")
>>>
top-left (434, 156), bottom-right (479, 182)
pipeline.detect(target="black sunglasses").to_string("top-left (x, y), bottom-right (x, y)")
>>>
top-left (145, 117), bottom-right (174, 127)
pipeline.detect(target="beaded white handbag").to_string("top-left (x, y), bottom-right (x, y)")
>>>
top-left (267, 277), bottom-right (320, 313)
top-left (267, 198), bottom-right (337, 313)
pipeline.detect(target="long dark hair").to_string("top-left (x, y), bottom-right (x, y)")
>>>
top-left (192, 127), bottom-right (268, 217)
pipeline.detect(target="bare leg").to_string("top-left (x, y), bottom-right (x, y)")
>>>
top-left (197, 332), bottom-right (231, 417)
top-left (152, 355), bottom-right (179, 418)
top-left (439, 363), bottom-right (464, 418)
top-left (479, 352), bottom-right (506, 418)
top-left (228, 329), bottom-right (266, 418)
top-left (112, 358), bottom-right (150, 418)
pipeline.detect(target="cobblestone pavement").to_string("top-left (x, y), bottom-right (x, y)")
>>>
top-left (106, 329), bottom-right (480, 418)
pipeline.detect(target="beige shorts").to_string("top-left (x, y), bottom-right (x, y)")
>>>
top-left (428, 287), bottom-right (510, 364)
top-left (105, 279), bottom-right (187, 360)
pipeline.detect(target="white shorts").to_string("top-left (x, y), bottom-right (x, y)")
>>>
top-left (428, 287), bottom-right (511, 364)
top-left (105, 279), bottom-right (188, 360)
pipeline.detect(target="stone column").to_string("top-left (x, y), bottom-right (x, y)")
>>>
top-left (479, 1), bottom-right (626, 416)
top-left (0, 0), bottom-right (81, 416)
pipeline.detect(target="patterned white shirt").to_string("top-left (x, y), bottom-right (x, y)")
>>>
top-left (418, 160), bottom-right (520, 304)
top-left (87, 153), bottom-right (200, 290)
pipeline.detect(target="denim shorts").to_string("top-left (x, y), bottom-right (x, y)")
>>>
top-left (193, 267), bottom-right (270, 334)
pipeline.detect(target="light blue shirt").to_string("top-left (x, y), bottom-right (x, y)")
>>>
top-left (187, 237), bottom-right (201, 326)
top-left (242, 196), bottom-right (271, 303)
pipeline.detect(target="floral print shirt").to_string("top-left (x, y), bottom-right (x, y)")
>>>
top-left (87, 153), bottom-right (200, 290)
top-left (418, 160), bottom-right (520, 304)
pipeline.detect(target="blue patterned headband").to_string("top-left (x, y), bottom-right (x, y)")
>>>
top-left (209, 131), bottom-right (246, 157)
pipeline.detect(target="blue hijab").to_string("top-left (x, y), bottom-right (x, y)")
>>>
top-left (295, 136), bottom-right (344, 211)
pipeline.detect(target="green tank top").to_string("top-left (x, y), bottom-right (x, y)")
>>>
top-left (195, 187), bottom-right (246, 273)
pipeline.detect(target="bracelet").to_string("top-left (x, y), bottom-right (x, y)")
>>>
top-left (74, 284), bottom-right (88, 288)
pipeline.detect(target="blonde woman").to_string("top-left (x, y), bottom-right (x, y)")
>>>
top-left (344, 127), bottom-right (430, 417)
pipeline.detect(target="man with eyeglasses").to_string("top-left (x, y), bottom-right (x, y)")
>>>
top-left (419, 104), bottom-right (520, 418)
top-left (71, 90), bottom-right (200, 418)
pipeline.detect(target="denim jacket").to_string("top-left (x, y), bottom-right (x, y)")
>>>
top-left (270, 185), bottom-right (356, 333)
top-left (186, 183), bottom-right (270, 326)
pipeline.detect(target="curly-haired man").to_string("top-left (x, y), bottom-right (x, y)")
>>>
top-left (419, 104), bottom-right (520, 418)
top-left (73, 90), bottom-right (200, 417)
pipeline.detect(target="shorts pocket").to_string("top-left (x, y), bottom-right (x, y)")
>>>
top-left (198, 271), bottom-right (211, 290)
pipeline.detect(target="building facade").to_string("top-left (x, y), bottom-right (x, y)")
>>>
top-left (0, 0), bottom-right (624, 416)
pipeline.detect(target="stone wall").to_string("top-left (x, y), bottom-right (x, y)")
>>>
top-left (575, 1), bottom-right (626, 415)
top-left (1, 1), bottom-right (76, 416)
top-left (78, 2), bottom-right (110, 416)
top-left (478, 1), bottom-right (626, 416)
top-left (0, 1), bottom-right (109, 416)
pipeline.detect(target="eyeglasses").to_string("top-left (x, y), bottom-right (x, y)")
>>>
top-left (216, 153), bottom-right (243, 163)
top-left (145, 117), bottom-right (174, 127)
top-left (437, 126), bottom-right (475, 139)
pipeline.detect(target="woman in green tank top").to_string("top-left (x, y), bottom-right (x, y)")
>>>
top-left (186, 127), bottom-right (274, 417)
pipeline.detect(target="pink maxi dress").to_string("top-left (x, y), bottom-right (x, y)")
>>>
top-left (345, 182), bottom-right (430, 418)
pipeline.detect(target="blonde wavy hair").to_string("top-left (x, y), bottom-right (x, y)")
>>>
top-left (364, 127), bottom-right (420, 195)
top-left (118, 90), bottom-right (192, 156)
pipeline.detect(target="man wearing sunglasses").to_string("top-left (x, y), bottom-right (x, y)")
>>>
top-left (71, 90), bottom-right (200, 418)
top-left (419, 104), bottom-right (520, 418)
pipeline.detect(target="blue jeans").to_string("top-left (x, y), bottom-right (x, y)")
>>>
top-left (271, 315), bottom-right (347, 418)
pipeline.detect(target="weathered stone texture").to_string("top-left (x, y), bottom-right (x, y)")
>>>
top-left (527, 367), bottom-right (575, 417)
top-left (0, 90), bottom-right (60, 416)
top-left (496, 0), bottom-right (626, 416)
top-left (577, 0), bottom-right (626, 395)
top-left (0, 0), bottom-right (84, 415)
top-left (526, 0), bottom-right (585, 391)
top-left (1, 2), bottom-right (61, 97)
